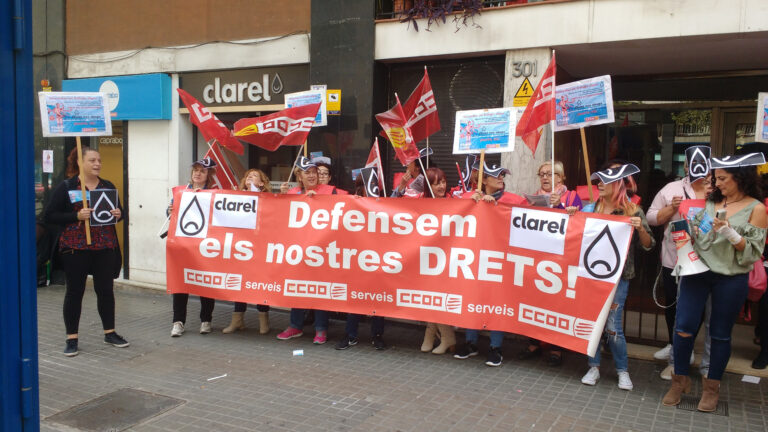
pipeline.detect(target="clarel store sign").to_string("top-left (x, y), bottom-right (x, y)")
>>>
top-left (180, 65), bottom-right (309, 110)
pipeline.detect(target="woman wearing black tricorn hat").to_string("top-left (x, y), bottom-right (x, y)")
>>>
top-left (579, 162), bottom-right (655, 391)
top-left (168, 157), bottom-right (218, 338)
top-left (663, 153), bottom-right (767, 412)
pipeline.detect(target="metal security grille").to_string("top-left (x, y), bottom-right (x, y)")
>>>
top-left (386, 57), bottom-right (505, 191)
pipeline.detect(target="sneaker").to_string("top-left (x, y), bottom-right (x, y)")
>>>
top-left (660, 364), bottom-right (673, 381)
top-left (372, 334), bottom-right (387, 350)
top-left (581, 367), bottom-right (600, 386)
top-left (171, 321), bottom-right (184, 337)
top-left (653, 344), bottom-right (672, 360)
top-left (453, 343), bottom-right (479, 359)
top-left (617, 371), bottom-right (633, 390)
top-left (104, 332), bottom-right (130, 348)
top-left (313, 330), bottom-right (327, 345)
top-left (276, 327), bottom-right (303, 340)
top-left (64, 339), bottom-right (79, 357)
top-left (517, 346), bottom-right (542, 360)
top-left (485, 347), bottom-right (503, 367)
top-left (200, 322), bottom-right (212, 334)
top-left (335, 334), bottom-right (358, 350)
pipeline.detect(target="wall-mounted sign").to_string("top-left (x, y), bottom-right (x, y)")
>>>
top-left (180, 65), bottom-right (309, 108)
top-left (63, 73), bottom-right (171, 120)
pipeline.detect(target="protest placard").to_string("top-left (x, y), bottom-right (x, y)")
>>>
top-left (38, 92), bottom-right (112, 137)
top-left (285, 89), bottom-right (327, 127)
top-left (166, 192), bottom-right (633, 357)
top-left (452, 108), bottom-right (516, 155)
top-left (554, 75), bottom-right (615, 131)
top-left (757, 92), bottom-right (768, 144)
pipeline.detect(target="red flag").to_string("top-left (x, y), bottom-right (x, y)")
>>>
top-left (516, 53), bottom-right (556, 154)
top-left (403, 68), bottom-right (440, 143)
top-left (204, 142), bottom-right (238, 190)
top-left (375, 95), bottom-right (420, 166)
top-left (233, 103), bottom-right (320, 151)
top-left (177, 89), bottom-right (244, 155)
top-left (365, 138), bottom-right (386, 194)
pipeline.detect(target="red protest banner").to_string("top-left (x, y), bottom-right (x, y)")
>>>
top-left (166, 191), bottom-right (633, 356)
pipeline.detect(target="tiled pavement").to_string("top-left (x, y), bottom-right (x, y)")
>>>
top-left (37, 285), bottom-right (768, 431)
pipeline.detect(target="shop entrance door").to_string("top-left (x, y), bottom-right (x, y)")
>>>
top-left (720, 108), bottom-right (760, 156)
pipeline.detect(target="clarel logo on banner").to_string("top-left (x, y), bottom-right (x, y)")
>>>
top-left (212, 194), bottom-right (259, 229)
top-left (577, 218), bottom-right (631, 284)
top-left (175, 192), bottom-right (212, 238)
top-left (508, 207), bottom-right (569, 255)
top-left (184, 268), bottom-right (242, 291)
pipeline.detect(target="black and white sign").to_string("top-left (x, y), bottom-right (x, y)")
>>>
top-left (175, 192), bottom-right (212, 238)
top-left (89, 189), bottom-right (119, 226)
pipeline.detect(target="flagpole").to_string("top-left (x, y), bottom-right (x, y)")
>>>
top-left (285, 143), bottom-right (305, 184)
top-left (426, 137), bottom-right (430, 168)
top-left (417, 157), bottom-right (435, 198)
top-left (375, 138), bottom-right (387, 197)
top-left (550, 49), bottom-right (556, 208)
top-left (205, 139), bottom-right (237, 189)
top-left (580, 127), bottom-right (594, 202)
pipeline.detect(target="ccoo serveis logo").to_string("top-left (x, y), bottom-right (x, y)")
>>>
top-left (284, 279), bottom-right (347, 301)
top-left (211, 194), bottom-right (259, 230)
top-left (184, 268), bottom-right (242, 291)
top-left (396, 289), bottom-right (462, 314)
top-left (518, 303), bottom-right (594, 340)
top-left (508, 207), bottom-right (569, 255)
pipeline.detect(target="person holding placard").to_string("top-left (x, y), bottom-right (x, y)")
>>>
top-left (580, 163), bottom-right (655, 391)
top-left (454, 162), bottom-right (523, 367)
top-left (663, 154), bottom-right (767, 412)
top-left (169, 158), bottom-right (218, 337)
top-left (222, 169), bottom-right (273, 335)
top-left (391, 148), bottom-right (431, 198)
top-left (44, 147), bottom-right (127, 357)
top-left (646, 146), bottom-right (712, 380)
top-left (518, 160), bottom-right (582, 367)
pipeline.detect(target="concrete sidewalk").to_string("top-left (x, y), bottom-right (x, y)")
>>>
top-left (38, 285), bottom-right (768, 432)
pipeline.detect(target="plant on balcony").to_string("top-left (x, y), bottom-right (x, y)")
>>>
top-left (400, 0), bottom-right (484, 32)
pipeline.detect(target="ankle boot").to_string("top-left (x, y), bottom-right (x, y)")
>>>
top-left (431, 325), bottom-right (456, 354)
top-left (222, 312), bottom-right (245, 334)
top-left (421, 323), bottom-right (437, 352)
top-left (697, 377), bottom-right (720, 412)
top-left (662, 373), bottom-right (691, 406)
top-left (258, 312), bottom-right (270, 335)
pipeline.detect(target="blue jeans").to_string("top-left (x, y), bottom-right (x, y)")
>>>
top-left (673, 271), bottom-right (748, 380)
top-left (588, 278), bottom-right (629, 372)
top-left (289, 309), bottom-right (329, 331)
top-left (345, 314), bottom-right (385, 338)
top-left (465, 329), bottom-right (504, 348)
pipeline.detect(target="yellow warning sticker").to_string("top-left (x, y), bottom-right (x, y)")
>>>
top-left (513, 78), bottom-right (534, 107)
top-left (327, 89), bottom-right (341, 115)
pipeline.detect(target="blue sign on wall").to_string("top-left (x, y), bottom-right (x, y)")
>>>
top-left (63, 73), bottom-right (171, 120)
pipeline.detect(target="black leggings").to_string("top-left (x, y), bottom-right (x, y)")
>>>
top-left (61, 249), bottom-right (117, 335)
top-left (233, 302), bottom-right (269, 313)
top-left (172, 294), bottom-right (215, 324)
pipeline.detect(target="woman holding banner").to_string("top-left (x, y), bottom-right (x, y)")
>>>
top-left (222, 169), bottom-right (272, 335)
top-left (454, 162), bottom-right (524, 367)
top-left (169, 158), bottom-right (218, 337)
top-left (580, 162), bottom-right (655, 391)
top-left (418, 167), bottom-right (456, 354)
top-left (663, 154), bottom-right (767, 412)
top-left (44, 146), bottom-right (128, 357)
top-left (518, 160), bottom-right (582, 367)
top-left (276, 157), bottom-right (339, 344)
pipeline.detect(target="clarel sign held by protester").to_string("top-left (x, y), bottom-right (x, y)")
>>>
top-left (166, 191), bottom-right (633, 357)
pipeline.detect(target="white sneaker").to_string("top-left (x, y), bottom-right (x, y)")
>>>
top-left (581, 367), bottom-right (600, 386)
top-left (200, 321), bottom-right (212, 334)
top-left (660, 364), bottom-right (673, 381)
top-left (617, 371), bottom-right (633, 390)
top-left (171, 321), bottom-right (184, 337)
top-left (653, 344), bottom-right (672, 360)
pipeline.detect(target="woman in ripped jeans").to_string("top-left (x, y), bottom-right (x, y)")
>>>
top-left (579, 162), bottom-right (655, 391)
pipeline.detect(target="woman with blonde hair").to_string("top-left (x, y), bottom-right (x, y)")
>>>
top-left (222, 169), bottom-right (273, 334)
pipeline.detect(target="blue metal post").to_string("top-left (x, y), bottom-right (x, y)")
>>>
top-left (0, 0), bottom-right (40, 429)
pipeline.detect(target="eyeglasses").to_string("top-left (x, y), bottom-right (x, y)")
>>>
top-left (318, 171), bottom-right (330, 177)
top-left (537, 172), bottom-right (560, 178)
